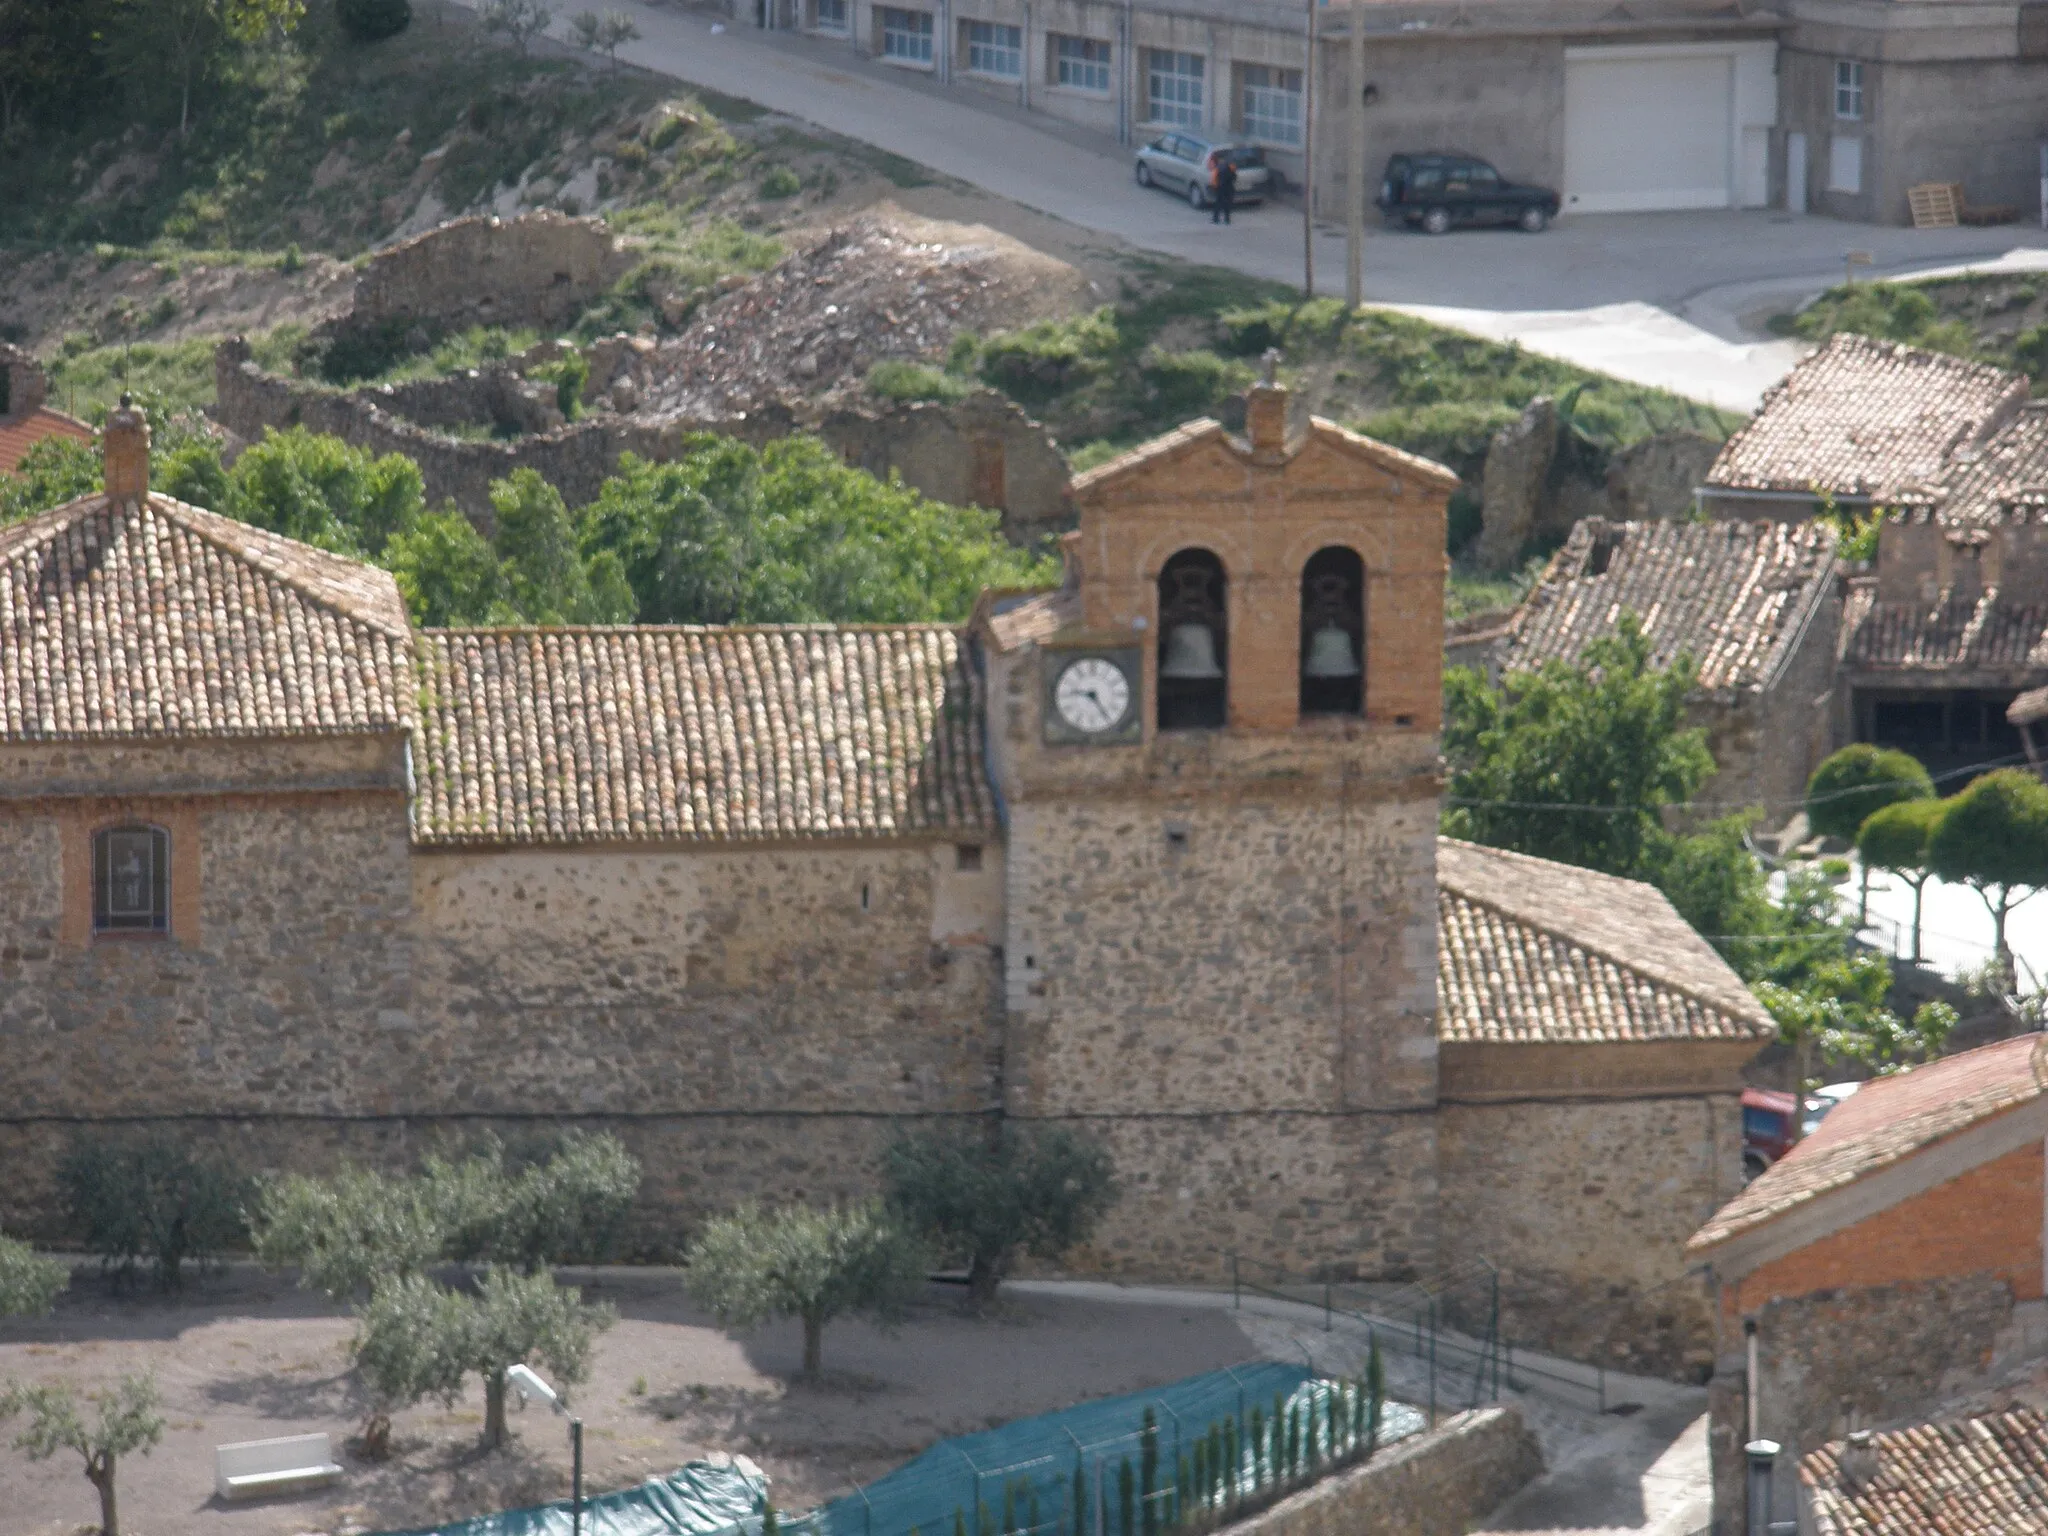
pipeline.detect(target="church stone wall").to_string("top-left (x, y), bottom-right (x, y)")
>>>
top-left (1436, 1092), bottom-right (1743, 1377)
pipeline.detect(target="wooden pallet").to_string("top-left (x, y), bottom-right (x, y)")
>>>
top-left (1908, 182), bottom-right (1962, 229)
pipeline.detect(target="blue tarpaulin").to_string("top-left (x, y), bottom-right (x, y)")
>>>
top-left (378, 1455), bottom-right (771, 1536)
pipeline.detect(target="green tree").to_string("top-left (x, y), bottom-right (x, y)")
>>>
top-left (1757, 955), bottom-right (1957, 1078)
top-left (104, 0), bottom-right (305, 137)
top-left (59, 1135), bottom-right (247, 1291)
top-left (1857, 797), bottom-right (1946, 963)
top-left (569, 7), bottom-right (637, 70)
top-left (1441, 615), bottom-right (1714, 878)
top-left (424, 1133), bottom-right (642, 1272)
top-left (385, 506), bottom-right (506, 625)
top-left (0, 0), bottom-right (54, 138)
top-left (491, 468), bottom-right (636, 624)
top-left (1805, 745), bottom-right (1934, 921)
top-left (249, 1164), bottom-right (444, 1302)
top-left (221, 426), bottom-right (425, 558)
top-left (0, 1374), bottom-right (164, 1536)
top-left (353, 1268), bottom-right (613, 1453)
top-left (578, 439), bottom-right (1057, 625)
top-left (481, 0), bottom-right (553, 53)
top-left (0, 434), bottom-right (99, 525)
top-left (0, 1233), bottom-right (67, 1317)
top-left (685, 1200), bottom-right (925, 1377)
top-left (1928, 768), bottom-right (2048, 966)
top-left (882, 1125), bottom-right (1117, 1305)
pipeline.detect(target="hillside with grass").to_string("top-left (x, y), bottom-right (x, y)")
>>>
top-left (1771, 272), bottom-right (2048, 383)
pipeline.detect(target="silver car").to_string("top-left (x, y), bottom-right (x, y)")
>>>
top-left (1134, 133), bottom-right (1272, 209)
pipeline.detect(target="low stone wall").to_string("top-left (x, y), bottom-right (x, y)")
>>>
top-left (351, 212), bottom-right (637, 332)
top-left (1222, 1408), bottom-right (1541, 1536)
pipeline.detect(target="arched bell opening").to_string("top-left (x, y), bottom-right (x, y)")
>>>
top-left (1157, 548), bottom-right (1228, 731)
top-left (1299, 546), bottom-right (1364, 718)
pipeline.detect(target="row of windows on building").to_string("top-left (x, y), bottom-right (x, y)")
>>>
top-left (859, 6), bottom-right (1302, 144)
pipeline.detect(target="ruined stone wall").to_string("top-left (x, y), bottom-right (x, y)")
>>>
top-left (0, 342), bottom-right (48, 420)
top-left (1436, 1091), bottom-right (1743, 1378)
top-left (350, 212), bottom-right (637, 332)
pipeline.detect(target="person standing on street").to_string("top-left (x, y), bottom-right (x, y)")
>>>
top-left (1211, 152), bottom-right (1238, 224)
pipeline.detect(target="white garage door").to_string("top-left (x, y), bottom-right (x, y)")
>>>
top-left (1564, 53), bottom-right (1732, 213)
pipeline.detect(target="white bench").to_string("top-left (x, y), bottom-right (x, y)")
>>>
top-left (214, 1433), bottom-right (344, 1501)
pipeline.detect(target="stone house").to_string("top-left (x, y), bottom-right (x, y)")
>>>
top-left (1490, 517), bottom-right (1844, 821)
top-left (0, 344), bottom-right (92, 476)
top-left (1685, 1033), bottom-right (2048, 1533)
top-left (0, 388), bottom-right (1776, 1373)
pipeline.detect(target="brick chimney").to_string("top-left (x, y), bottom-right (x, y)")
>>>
top-left (1245, 347), bottom-right (1288, 459)
top-left (103, 395), bottom-right (150, 506)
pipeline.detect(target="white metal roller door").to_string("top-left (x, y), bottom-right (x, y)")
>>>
top-left (1564, 52), bottom-right (1732, 213)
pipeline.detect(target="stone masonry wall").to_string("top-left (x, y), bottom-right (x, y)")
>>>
top-left (1221, 1406), bottom-right (1542, 1536)
top-left (349, 212), bottom-right (637, 332)
top-left (1437, 1095), bottom-right (1743, 1379)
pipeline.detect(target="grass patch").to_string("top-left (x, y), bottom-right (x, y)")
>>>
top-left (47, 328), bottom-right (304, 422)
top-left (1446, 557), bottom-right (1548, 623)
top-left (1783, 274), bottom-right (2048, 387)
top-left (867, 360), bottom-right (971, 403)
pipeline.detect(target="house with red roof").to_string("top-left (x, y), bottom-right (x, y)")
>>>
top-left (0, 344), bottom-right (91, 477)
top-left (1688, 1033), bottom-right (2048, 1533)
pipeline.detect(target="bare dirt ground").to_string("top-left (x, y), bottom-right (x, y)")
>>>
top-left (0, 1264), bottom-right (1261, 1536)
top-left (0, 252), bottom-right (357, 356)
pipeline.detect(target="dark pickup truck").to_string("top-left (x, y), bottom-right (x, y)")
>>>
top-left (1377, 153), bottom-right (1561, 234)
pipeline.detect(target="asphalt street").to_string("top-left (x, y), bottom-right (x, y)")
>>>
top-left (460, 0), bottom-right (2048, 408)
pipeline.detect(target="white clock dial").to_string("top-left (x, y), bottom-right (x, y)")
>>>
top-left (1054, 657), bottom-right (1131, 734)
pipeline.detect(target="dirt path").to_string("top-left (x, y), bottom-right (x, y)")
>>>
top-left (0, 1265), bottom-right (1260, 1536)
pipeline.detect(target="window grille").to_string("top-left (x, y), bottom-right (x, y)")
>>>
top-left (1834, 60), bottom-right (1864, 120)
top-left (881, 8), bottom-right (934, 63)
top-left (1147, 49), bottom-right (1204, 129)
top-left (1240, 64), bottom-right (1302, 146)
top-left (1055, 35), bottom-right (1111, 92)
top-left (966, 20), bottom-right (1021, 76)
top-left (94, 825), bottom-right (169, 934)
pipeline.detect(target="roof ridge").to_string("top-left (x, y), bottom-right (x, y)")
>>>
top-left (1436, 875), bottom-right (1758, 1031)
top-left (147, 494), bottom-right (412, 642)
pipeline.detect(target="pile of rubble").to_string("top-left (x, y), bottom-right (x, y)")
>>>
top-left (641, 214), bottom-right (1083, 419)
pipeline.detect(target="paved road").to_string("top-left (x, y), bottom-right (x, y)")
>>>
top-left (464, 0), bottom-right (2048, 407)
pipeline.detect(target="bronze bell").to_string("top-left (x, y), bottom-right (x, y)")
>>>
top-left (1159, 623), bottom-right (1223, 679)
top-left (1302, 625), bottom-right (1360, 679)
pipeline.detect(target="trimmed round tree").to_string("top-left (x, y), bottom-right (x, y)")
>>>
top-left (1806, 745), bottom-right (1935, 920)
top-left (1857, 797), bottom-right (1946, 963)
top-left (1928, 768), bottom-right (2048, 967)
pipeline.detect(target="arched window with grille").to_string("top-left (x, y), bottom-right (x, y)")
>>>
top-left (94, 825), bottom-right (170, 935)
top-left (1299, 546), bottom-right (1364, 717)
top-left (1157, 548), bottom-right (1228, 731)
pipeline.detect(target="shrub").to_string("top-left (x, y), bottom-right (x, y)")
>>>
top-left (867, 359), bottom-right (970, 403)
top-left (337, 0), bottom-right (413, 40)
top-left (759, 165), bottom-right (802, 199)
top-left (1139, 349), bottom-right (1252, 419)
top-left (59, 1137), bottom-right (247, 1290)
top-left (0, 1234), bottom-right (68, 1317)
top-left (685, 1199), bottom-right (924, 1376)
top-left (528, 351), bottom-right (590, 419)
top-left (977, 309), bottom-right (1120, 405)
top-left (1805, 744), bottom-right (1934, 845)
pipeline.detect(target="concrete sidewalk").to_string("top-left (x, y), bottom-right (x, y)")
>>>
top-left (460, 0), bottom-right (2048, 410)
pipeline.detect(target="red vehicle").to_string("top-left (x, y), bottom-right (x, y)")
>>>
top-left (1741, 1086), bottom-right (1800, 1182)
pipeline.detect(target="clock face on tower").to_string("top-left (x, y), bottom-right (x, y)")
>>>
top-left (1055, 657), bottom-right (1131, 734)
top-left (1041, 648), bottom-right (1142, 744)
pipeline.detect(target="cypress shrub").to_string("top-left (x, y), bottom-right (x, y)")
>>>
top-left (1284, 1406), bottom-right (1299, 1480)
top-left (1209, 1423), bottom-right (1224, 1501)
top-left (1364, 1334), bottom-right (1385, 1458)
top-left (1325, 1388), bottom-right (1340, 1460)
top-left (1352, 1376), bottom-right (1366, 1443)
top-left (1271, 1395), bottom-right (1286, 1481)
top-left (1140, 1408), bottom-right (1159, 1536)
top-left (1175, 1453), bottom-right (1189, 1521)
top-left (980, 1502), bottom-right (995, 1536)
top-left (1249, 1408), bottom-right (1265, 1488)
top-left (764, 1508), bottom-right (779, 1536)
top-left (1118, 1459), bottom-right (1135, 1536)
top-left (1192, 1440), bottom-right (1207, 1509)
top-left (1225, 1417), bottom-right (1240, 1502)
top-left (1030, 1489), bottom-right (1042, 1536)
top-left (1305, 1402), bottom-right (1319, 1475)
top-left (1073, 1457), bottom-right (1087, 1536)
top-left (956, 1508), bottom-right (969, 1536)
top-left (1003, 1482), bottom-right (1018, 1535)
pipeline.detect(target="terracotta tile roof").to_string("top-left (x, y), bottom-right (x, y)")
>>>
top-left (412, 625), bottom-right (994, 845)
top-left (2010, 685), bottom-right (2048, 726)
top-left (1706, 335), bottom-right (2028, 501)
top-left (977, 586), bottom-right (1077, 654)
top-left (1937, 403), bottom-right (2048, 525)
top-left (1435, 838), bottom-right (1776, 1043)
top-left (1689, 1033), bottom-right (2048, 1251)
top-left (1839, 581), bottom-right (2048, 673)
top-left (1804, 1410), bottom-right (2048, 1535)
top-left (1501, 519), bottom-right (1839, 694)
top-left (0, 407), bottom-right (92, 475)
top-left (0, 491), bottom-right (413, 740)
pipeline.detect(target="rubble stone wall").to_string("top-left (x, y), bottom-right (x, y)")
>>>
top-left (1, 342), bottom-right (49, 419)
top-left (350, 212), bottom-right (637, 332)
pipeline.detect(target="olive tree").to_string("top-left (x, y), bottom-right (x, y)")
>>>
top-left (354, 1269), bottom-right (614, 1455)
top-left (883, 1125), bottom-right (1118, 1305)
top-left (1929, 768), bottom-right (2048, 967)
top-left (686, 1200), bottom-right (925, 1377)
top-left (1, 1374), bottom-right (164, 1536)
top-left (569, 7), bottom-right (638, 69)
top-left (1857, 797), bottom-right (1946, 964)
top-left (249, 1165), bottom-right (442, 1302)
top-left (1806, 745), bottom-right (1934, 922)
top-left (0, 1234), bottom-right (67, 1318)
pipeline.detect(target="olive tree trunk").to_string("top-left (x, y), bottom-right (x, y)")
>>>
top-left (483, 1369), bottom-right (509, 1450)
top-left (803, 1311), bottom-right (824, 1377)
top-left (88, 1449), bottom-right (119, 1536)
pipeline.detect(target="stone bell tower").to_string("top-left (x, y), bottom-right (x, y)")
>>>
top-left (972, 374), bottom-right (1458, 1281)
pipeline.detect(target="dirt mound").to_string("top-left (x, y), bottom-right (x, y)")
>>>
top-left (643, 205), bottom-right (1090, 418)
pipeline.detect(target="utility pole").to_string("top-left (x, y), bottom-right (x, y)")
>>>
top-left (1345, 0), bottom-right (1364, 308)
top-left (1302, 0), bottom-right (1316, 297)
